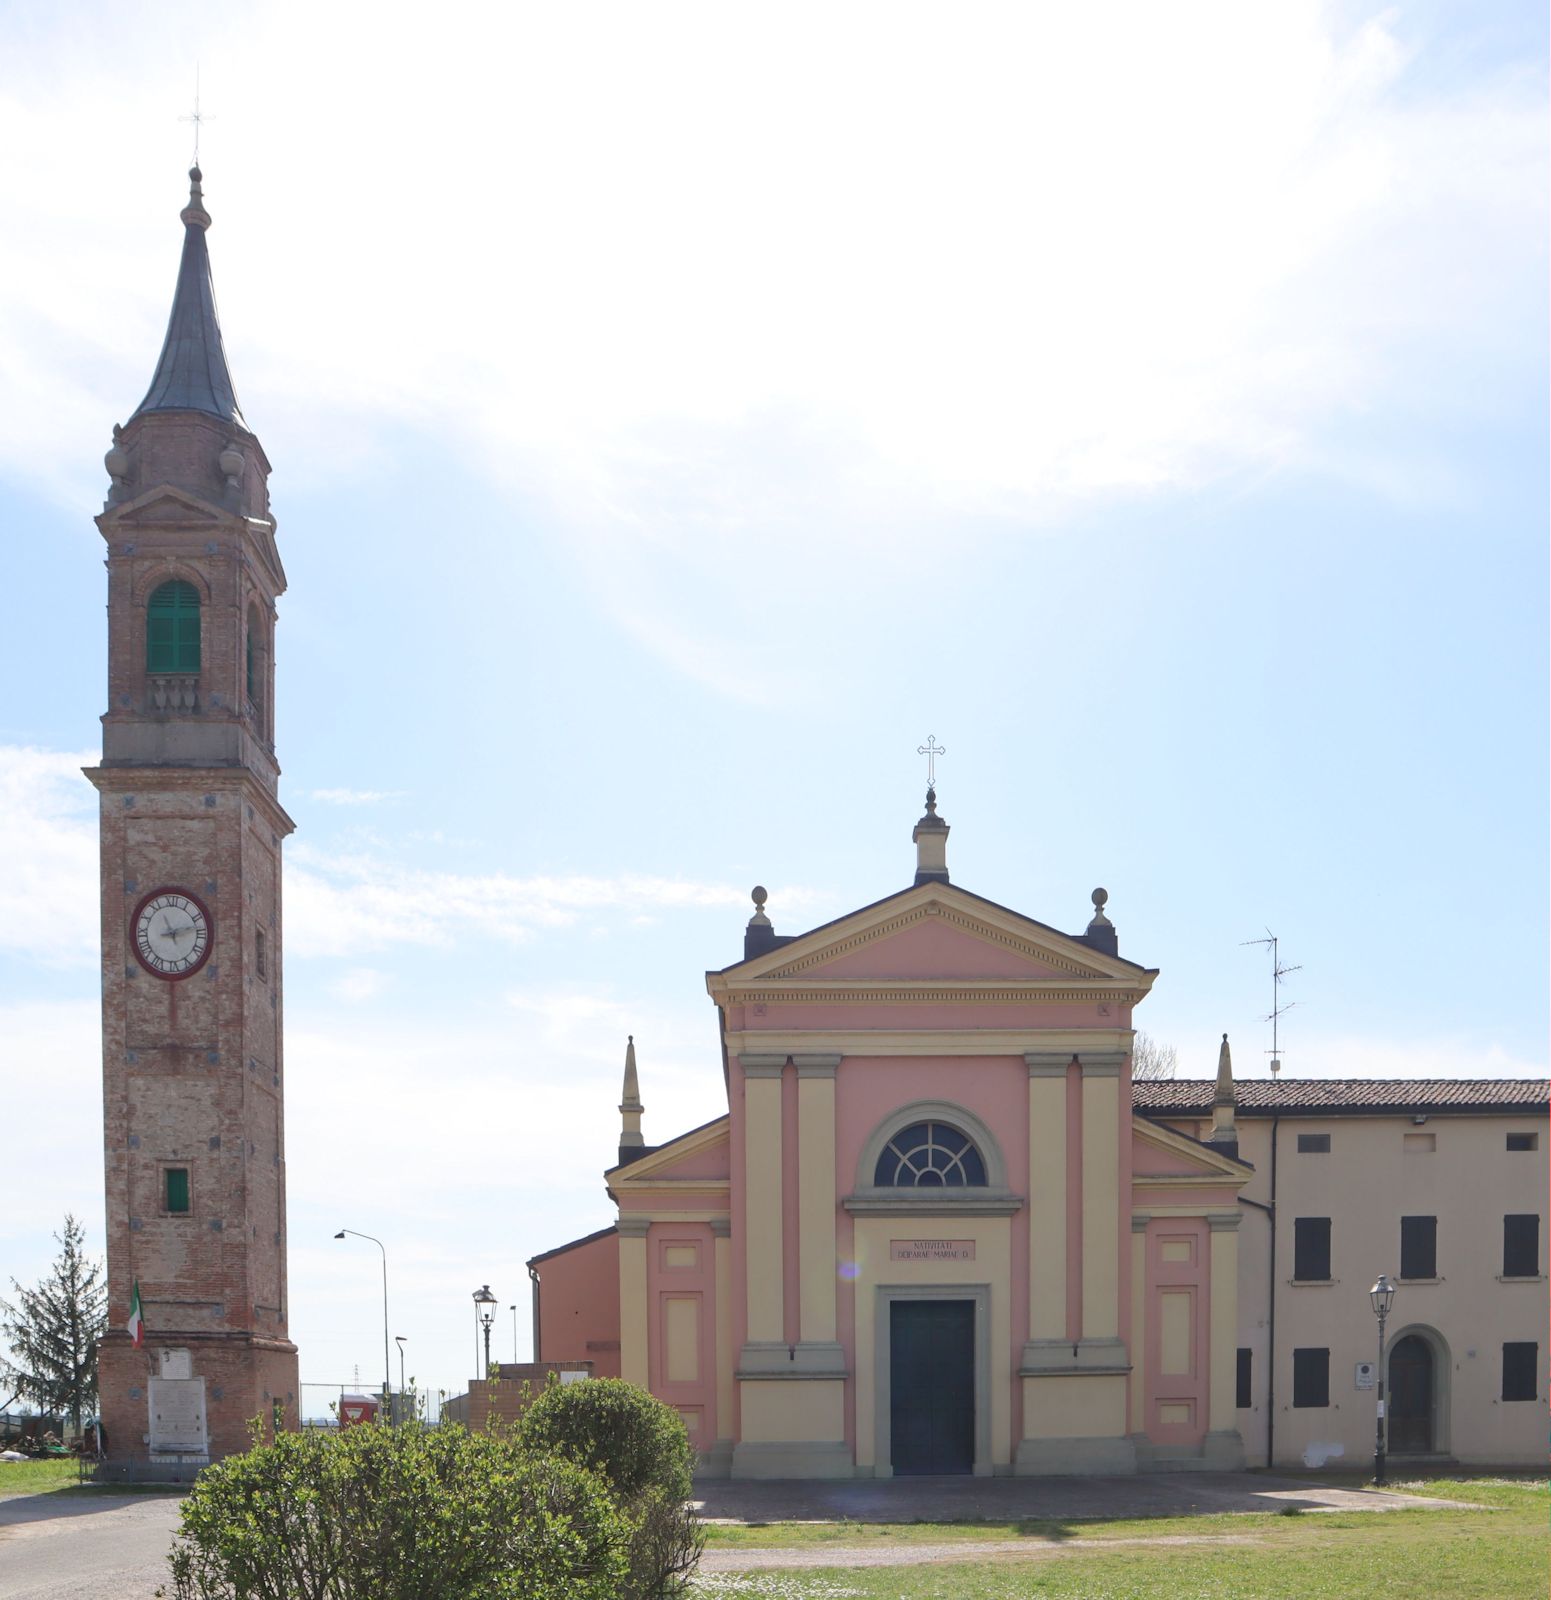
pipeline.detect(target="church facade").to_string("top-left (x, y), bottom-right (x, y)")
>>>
top-left (533, 798), bottom-right (1255, 1477)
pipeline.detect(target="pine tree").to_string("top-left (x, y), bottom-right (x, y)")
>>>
top-left (0, 1214), bottom-right (107, 1432)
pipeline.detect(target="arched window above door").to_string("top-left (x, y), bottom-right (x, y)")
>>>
top-left (874, 1121), bottom-right (987, 1187)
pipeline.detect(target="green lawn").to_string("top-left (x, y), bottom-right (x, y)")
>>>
top-left (693, 1478), bottom-right (1548, 1600)
top-left (0, 1457), bottom-right (82, 1498)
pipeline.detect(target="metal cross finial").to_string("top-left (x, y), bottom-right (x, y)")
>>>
top-left (917, 735), bottom-right (947, 788)
top-left (180, 66), bottom-right (213, 166)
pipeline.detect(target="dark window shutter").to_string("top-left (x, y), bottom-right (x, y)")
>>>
top-left (1400, 1216), bottom-right (1437, 1280)
top-left (1503, 1215), bottom-right (1539, 1277)
top-left (1292, 1348), bottom-right (1329, 1407)
top-left (1506, 1132), bottom-right (1538, 1152)
top-left (1296, 1133), bottom-right (1331, 1153)
top-left (165, 1167), bottom-right (191, 1214)
top-left (1502, 1342), bottom-right (1538, 1402)
top-left (1236, 1348), bottom-right (1252, 1409)
top-left (147, 581), bottom-right (201, 674)
top-left (1294, 1217), bottom-right (1331, 1281)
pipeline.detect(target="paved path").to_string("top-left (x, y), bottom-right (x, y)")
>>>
top-left (691, 1469), bottom-right (1472, 1525)
top-left (0, 1492), bottom-right (181, 1600)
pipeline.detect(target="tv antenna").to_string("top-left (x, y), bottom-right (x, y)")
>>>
top-left (1241, 929), bottom-right (1301, 1077)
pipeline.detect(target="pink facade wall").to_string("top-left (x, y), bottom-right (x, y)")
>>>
top-left (534, 1231), bottom-right (621, 1379)
top-left (646, 1222), bottom-right (718, 1451)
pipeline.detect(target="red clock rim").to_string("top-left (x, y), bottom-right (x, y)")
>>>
top-left (130, 887), bottom-right (215, 981)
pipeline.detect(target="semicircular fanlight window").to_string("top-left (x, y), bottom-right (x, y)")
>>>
top-left (873, 1121), bottom-right (987, 1187)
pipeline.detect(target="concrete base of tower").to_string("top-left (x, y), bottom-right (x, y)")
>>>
top-left (96, 1329), bottom-right (299, 1479)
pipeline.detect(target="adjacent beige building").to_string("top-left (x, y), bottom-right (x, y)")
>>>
top-left (1139, 1080), bottom-right (1548, 1470)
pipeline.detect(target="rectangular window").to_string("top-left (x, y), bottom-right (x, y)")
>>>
top-left (1506, 1132), bottom-right (1539, 1152)
top-left (1502, 1342), bottom-right (1538, 1402)
top-left (255, 929), bottom-right (268, 982)
top-left (1400, 1215), bottom-right (1437, 1280)
top-left (1293, 1216), bottom-right (1331, 1281)
top-left (1236, 1348), bottom-right (1253, 1409)
top-left (164, 1167), bottom-right (191, 1214)
top-left (1296, 1132), bottom-right (1331, 1153)
top-left (1503, 1214), bottom-right (1540, 1277)
top-left (1403, 1131), bottom-right (1435, 1153)
top-left (1292, 1347), bottom-right (1329, 1407)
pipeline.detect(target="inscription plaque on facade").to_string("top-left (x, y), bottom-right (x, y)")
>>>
top-left (889, 1239), bottom-right (976, 1262)
top-left (148, 1377), bottom-right (208, 1454)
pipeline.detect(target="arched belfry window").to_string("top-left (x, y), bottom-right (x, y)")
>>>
top-left (874, 1121), bottom-right (988, 1188)
top-left (147, 580), bottom-right (201, 674)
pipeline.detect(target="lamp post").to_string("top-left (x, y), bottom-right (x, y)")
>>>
top-left (394, 1336), bottom-right (407, 1410)
top-left (335, 1230), bottom-right (391, 1413)
top-left (1369, 1273), bottom-right (1397, 1486)
top-left (509, 1304), bottom-right (519, 1365)
top-left (473, 1285), bottom-right (498, 1378)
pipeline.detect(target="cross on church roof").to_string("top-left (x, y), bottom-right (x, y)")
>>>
top-left (916, 735), bottom-right (946, 789)
top-left (180, 68), bottom-right (213, 166)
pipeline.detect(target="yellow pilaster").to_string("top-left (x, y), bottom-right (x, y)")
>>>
top-left (795, 1056), bottom-right (840, 1344)
top-left (1208, 1213), bottom-right (1240, 1431)
top-left (1080, 1057), bottom-right (1122, 1340)
top-left (713, 1219), bottom-right (733, 1440)
top-left (618, 1218), bottom-right (650, 1388)
top-left (741, 1056), bottom-right (785, 1343)
top-left (1129, 1215), bottom-right (1148, 1433)
top-left (1026, 1054), bottom-right (1069, 1341)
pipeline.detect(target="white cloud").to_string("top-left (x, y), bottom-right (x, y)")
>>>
top-left (0, 747), bottom-right (99, 967)
top-left (0, 5), bottom-right (1541, 702)
top-left (285, 842), bottom-right (811, 959)
top-left (327, 967), bottom-right (387, 1004)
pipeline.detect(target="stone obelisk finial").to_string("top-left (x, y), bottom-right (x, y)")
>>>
top-left (618, 1035), bottom-right (645, 1167)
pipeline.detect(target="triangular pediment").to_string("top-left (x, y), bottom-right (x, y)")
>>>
top-left (1132, 1115), bottom-right (1250, 1180)
top-left (102, 484), bottom-right (233, 530)
top-left (716, 882), bottom-right (1152, 992)
top-left (607, 1116), bottom-right (729, 1192)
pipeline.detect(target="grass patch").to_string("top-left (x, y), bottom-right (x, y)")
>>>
top-left (0, 1458), bottom-right (82, 1498)
top-left (694, 1480), bottom-right (1549, 1599)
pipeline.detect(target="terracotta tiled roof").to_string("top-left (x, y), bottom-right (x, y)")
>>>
top-left (1134, 1079), bottom-right (1549, 1117)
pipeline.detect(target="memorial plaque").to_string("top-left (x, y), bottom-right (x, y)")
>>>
top-left (889, 1239), bottom-right (976, 1262)
top-left (148, 1377), bottom-right (208, 1453)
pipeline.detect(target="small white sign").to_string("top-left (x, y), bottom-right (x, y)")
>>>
top-left (1354, 1361), bottom-right (1376, 1391)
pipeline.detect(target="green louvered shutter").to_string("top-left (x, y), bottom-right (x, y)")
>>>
top-left (147, 581), bottom-right (201, 674)
top-left (164, 1167), bottom-right (191, 1214)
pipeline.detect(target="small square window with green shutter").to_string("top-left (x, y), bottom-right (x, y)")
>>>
top-left (164, 1167), bottom-right (191, 1214)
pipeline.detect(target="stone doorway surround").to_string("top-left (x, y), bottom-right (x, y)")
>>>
top-left (873, 1282), bottom-right (992, 1477)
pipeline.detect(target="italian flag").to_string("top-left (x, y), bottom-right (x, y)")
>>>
top-left (127, 1281), bottom-right (144, 1349)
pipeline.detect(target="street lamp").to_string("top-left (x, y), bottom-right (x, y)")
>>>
top-left (335, 1230), bottom-right (391, 1414)
top-left (1369, 1273), bottom-right (1398, 1486)
top-left (509, 1304), bottom-right (519, 1365)
top-left (394, 1335), bottom-right (408, 1405)
top-left (473, 1285), bottom-right (498, 1378)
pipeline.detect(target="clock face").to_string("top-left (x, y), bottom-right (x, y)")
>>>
top-left (131, 890), bottom-right (214, 979)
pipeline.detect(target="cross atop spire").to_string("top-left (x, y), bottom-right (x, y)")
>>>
top-left (130, 167), bottom-right (246, 428)
top-left (916, 735), bottom-right (946, 790)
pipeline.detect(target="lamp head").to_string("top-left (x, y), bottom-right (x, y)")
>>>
top-left (473, 1283), bottom-right (498, 1319)
top-left (333, 1230), bottom-right (346, 1239)
top-left (1369, 1273), bottom-right (1397, 1319)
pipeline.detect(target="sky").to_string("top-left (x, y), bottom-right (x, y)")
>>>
top-left (0, 0), bottom-right (1545, 1412)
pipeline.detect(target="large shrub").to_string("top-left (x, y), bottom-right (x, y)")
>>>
top-left (164, 1420), bottom-right (627, 1600)
top-left (517, 1377), bottom-right (692, 1503)
top-left (517, 1379), bottom-right (702, 1599)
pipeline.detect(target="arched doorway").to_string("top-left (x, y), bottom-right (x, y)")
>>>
top-left (1388, 1334), bottom-right (1434, 1455)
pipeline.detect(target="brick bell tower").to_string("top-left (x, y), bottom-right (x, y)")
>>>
top-left (87, 168), bottom-right (298, 1478)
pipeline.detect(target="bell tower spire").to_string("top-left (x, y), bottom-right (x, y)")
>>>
top-left (88, 167), bottom-right (298, 1479)
top-left (619, 1036), bottom-right (646, 1167)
